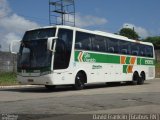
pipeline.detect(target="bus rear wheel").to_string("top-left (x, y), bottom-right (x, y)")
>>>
top-left (137, 72), bottom-right (145, 85)
top-left (128, 72), bottom-right (139, 85)
top-left (74, 72), bottom-right (85, 90)
top-left (132, 73), bottom-right (139, 85)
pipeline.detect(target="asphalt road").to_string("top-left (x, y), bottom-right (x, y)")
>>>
top-left (0, 79), bottom-right (160, 120)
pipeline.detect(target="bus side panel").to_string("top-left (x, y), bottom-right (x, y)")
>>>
top-left (132, 65), bottom-right (155, 80)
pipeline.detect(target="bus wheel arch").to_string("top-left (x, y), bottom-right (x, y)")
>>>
top-left (74, 70), bottom-right (87, 90)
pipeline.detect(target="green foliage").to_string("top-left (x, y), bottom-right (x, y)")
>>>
top-left (0, 72), bottom-right (18, 86)
top-left (156, 62), bottom-right (160, 68)
top-left (143, 36), bottom-right (160, 49)
top-left (155, 62), bottom-right (160, 78)
top-left (119, 28), bottom-right (139, 40)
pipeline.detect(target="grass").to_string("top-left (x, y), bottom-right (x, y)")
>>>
top-left (0, 72), bottom-right (18, 86)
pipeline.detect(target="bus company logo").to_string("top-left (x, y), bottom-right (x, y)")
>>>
top-left (145, 60), bottom-right (154, 65)
top-left (77, 51), bottom-right (83, 62)
top-left (78, 52), bottom-right (96, 63)
top-left (121, 56), bottom-right (136, 65)
top-left (121, 56), bottom-right (136, 74)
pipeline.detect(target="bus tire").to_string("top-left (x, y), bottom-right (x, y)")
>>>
top-left (74, 72), bottom-right (85, 90)
top-left (131, 72), bottom-right (139, 85)
top-left (138, 72), bottom-right (145, 85)
top-left (45, 85), bottom-right (56, 90)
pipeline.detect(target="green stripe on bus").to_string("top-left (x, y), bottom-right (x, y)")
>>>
top-left (75, 51), bottom-right (155, 66)
top-left (137, 58), bottom-right (141, 65)
top-left (75, 51), bottom-right (120, 64)
top-left (123, 65), bottom-right (128, 73)
top-left (125, 57), bottom-right (130, 64)
top-left (137, 58), bottom-right (155, 65)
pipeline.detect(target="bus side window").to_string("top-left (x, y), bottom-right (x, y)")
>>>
top-left (54, 29), bottom-right (73, 70)
top-left (145, 45), bottom-right (153, 58)
top-left (104, 37), bottom-right (109, 53)
top-left (119, 40), bottom-right (130, 55)
top-left (75, 32), bottom-right (92, 51)
top-left (139, 44), bottom-right (146, 57)
top-left (108, 47), bottom-right (114, 53)
top-left (121, 49), bottom-right (127, 54)
top-left (131, 43), bottom-right (139, 56)
top-left (75, 43), bottom-right (82, 49)
top-left (132, 51), bottom-right (138, 56)
top-left (108, 38), bottom-right (119, 54)
top-left (92, 35), bottom-right (106, 52)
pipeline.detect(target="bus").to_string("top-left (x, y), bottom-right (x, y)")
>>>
top-left (10, 25), bottom-right (155, 90)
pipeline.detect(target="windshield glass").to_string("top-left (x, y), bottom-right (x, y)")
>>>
top-left (18, 40), bottom-right (52, 69)
top-left (23, 28), bottom-right (56, 41)
top-left (17, 28), bottom-right (56, 70)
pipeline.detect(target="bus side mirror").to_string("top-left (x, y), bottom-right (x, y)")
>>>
top-left (47, 37), bottom-right (57, 52)
top-left (9, 40), bottom-right (21, 54)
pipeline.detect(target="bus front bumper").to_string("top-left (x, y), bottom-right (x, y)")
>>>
top-left (17, 75), bottom-right (54, 85)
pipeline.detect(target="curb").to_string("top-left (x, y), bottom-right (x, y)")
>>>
top-left (0, 78), bottom-right (159, 89)
top-left (0, 85), bottom-right (38, 89)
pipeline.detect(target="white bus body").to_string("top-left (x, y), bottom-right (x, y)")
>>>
top-left (12, 25), bottom-right (155, 90)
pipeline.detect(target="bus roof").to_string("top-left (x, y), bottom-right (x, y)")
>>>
top-left (28, 25), bottom-right (154, 47)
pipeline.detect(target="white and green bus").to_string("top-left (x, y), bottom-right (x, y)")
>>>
top-left (10, 25), bottom-right (155, 90)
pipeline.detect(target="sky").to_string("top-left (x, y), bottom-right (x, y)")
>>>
top-left (0, 0), bottom-right (160, 51)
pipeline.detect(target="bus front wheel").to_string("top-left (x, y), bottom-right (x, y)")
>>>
top-left (74, 72), bottom-right (85, 90)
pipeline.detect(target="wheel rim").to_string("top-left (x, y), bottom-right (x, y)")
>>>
top-left (75, 73), bottom-right (84, 89)
top-left (77, 76), bottom-right (83, 87)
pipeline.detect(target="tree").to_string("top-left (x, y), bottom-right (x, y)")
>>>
top-left (143, 36), bottom-right (160, 49)
top-left (119, 28), bottom-right (140, 40)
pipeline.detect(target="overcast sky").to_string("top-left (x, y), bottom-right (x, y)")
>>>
top-left (0, 0), bottom-right (160, 51)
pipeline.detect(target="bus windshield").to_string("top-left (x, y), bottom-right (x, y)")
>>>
top-left (23, 28), bottom-right (56, 41)
top-left (17, 28), bottom-right (56, 69)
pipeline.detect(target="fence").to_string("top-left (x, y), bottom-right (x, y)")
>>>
top-left (0, 52), bottom-right (16, 72)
